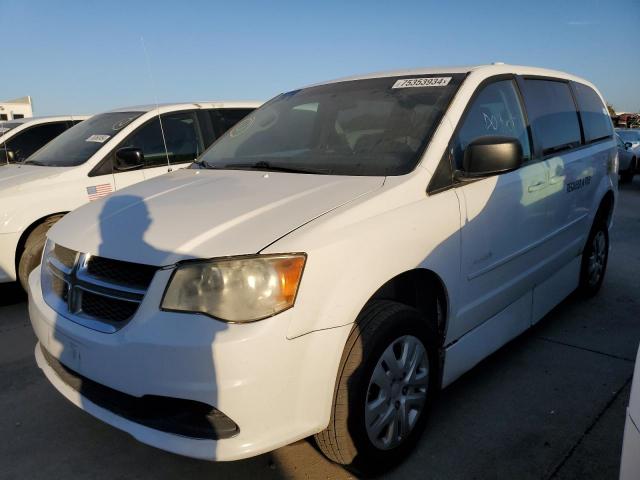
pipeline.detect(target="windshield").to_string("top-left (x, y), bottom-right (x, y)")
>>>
top-left (617, 130), bottom-right (640, 143)
top-left (25, 111), bottom-right (142, 166)
top-left (0, 121), bottom-right (22, 138)
top-left (198, 74), bottom-right (464, 176)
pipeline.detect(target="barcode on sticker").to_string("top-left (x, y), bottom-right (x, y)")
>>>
top-left (392, 77), bottom-right (452, 89)
top-left (86, 134), bottom-right (110, 143)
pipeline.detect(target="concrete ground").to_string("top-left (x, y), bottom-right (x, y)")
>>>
top-left (1, 180), bottom-right (639, 480)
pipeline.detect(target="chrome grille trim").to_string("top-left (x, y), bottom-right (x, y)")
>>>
top-left (42, 243), bottom-right (156, 334)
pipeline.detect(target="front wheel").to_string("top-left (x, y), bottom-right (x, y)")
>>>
top-left (578, 219), bottom-right (609, 297)
top-left (314, 300), bottom-right (438, 474)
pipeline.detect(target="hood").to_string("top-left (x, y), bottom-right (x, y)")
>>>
top-left (0, 164), bottom-right (72, 193)
top-left (50, 168), bottom-right (384, 266)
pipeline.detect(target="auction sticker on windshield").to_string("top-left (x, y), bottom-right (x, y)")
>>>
top-left (392, 77), bottom-right (452, 88)
top-left (85, 134), bottom-right (110, 143)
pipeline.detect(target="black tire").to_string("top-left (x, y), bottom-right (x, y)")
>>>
top-left (578, 217), bottom-right (609, 297)
top-left (620, 170), bottom-right (634, 184)
top-left (314, 300), bottom-right (439, 475)
top-left (18, 215), bottom-right (63, 291)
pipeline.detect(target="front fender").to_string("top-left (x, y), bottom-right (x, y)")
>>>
top-left (263, 178), bottom-right (462, 340)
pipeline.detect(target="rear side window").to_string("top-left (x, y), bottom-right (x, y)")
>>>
top-left (522, 80), bottom-right (581, 155)
top-left (573, 82), bottom-right (613, 143)
top-left (452, 80), bottom-right (531, 168)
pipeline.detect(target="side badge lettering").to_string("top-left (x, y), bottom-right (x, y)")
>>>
top-left (567, 176), bottom-right (592, 193)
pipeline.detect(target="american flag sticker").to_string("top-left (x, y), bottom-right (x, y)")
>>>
top-left (86, 184), bottom-right (113, 201)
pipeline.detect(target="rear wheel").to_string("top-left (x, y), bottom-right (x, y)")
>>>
top-left (18, 215), bottom-right (63, 291)
top-left (314, 300), bottom-right (438, 474)
top-left (578, 218), bottom-right (609, 297)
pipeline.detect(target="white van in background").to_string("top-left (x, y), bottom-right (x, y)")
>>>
top-left (29, 65), bottom-right (616, 473)
top-left (1, 116), bottom-right (89, 164)
top-left (0, 101), bottom-right (260, 288)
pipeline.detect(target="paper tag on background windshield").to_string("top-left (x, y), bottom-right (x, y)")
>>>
top-left (86, 134), bottom-right (110, 143)
top-left (392, 77), bottom-right (452, 88)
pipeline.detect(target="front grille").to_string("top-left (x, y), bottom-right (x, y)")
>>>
top-left (53, 244), bottom-right (77, 269)
top-left (50, 275), bottom-right (68, 302)
top-left (42, 242), bottom-right (158, 333)
top-left (81, 291), bottom-right (139, 323)
top-left (86, 256), bottom-right (157, 290)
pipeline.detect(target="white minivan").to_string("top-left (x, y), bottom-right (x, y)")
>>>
top-left (0, 102), bottom-right (259, 288)
top-left (29, 64), bottom-right (617, 473)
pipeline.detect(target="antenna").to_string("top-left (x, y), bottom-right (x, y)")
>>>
top-left (140, 36), bottom-right (172, 172)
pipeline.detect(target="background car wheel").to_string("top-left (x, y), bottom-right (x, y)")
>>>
top-left (314, 300), bottom-right (438, 474)
top-left (578, 218), bottom-right (609, 297)
top-left (18, 215), bottom-right (63, 291)
top-left (620, 170), bottom-right (634, 184)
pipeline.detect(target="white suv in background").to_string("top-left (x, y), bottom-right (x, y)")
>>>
top-left (1, 115), bottom-right (89, 164)
top-left (0, 101), bottom-right (259, 288)
top-left (29, 65), bottom-right (617, 473)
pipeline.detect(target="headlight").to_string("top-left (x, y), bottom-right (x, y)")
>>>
top-left (161, 254), bottom-right (306, 322)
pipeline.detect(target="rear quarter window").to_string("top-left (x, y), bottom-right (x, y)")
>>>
top-left (522, 79), bottom-right (582, 155)
top-left (573, 82), bottom-right (613, 143)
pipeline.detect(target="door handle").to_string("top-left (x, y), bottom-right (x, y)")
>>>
top-left (527, 180), bottom-right (547, 192)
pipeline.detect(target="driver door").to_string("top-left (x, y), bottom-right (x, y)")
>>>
top-left (451, 78), bottom-right (551, 338)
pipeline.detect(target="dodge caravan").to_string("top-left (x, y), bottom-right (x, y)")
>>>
top-left (0, 102), bottom-right (259, 288)
top-left (29, 65), bottom-right (617, 472)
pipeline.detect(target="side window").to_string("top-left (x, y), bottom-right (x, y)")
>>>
top-left (119, 112), bottom-right (203, 169)
top-left (0, 114), bottom-right (7, 121)
top-left (522, 80), bottom-right (581, 155)
top-left (209, 109), bottom-right (254, 138)
top-left (453, 80), bottom-right (531, 169)
top-left (573, 82), bottom-right (613, 143)
top-left (3, 122), bottom-right (68, 162)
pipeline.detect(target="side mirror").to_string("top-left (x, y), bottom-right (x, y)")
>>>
top-left (1, 148), bottom-right (15, 163)
top-left (115, 147), bottom-right (144, 171)
top-left (625, 142), bottom-right (633, 149)
top-left (462, 136), bottom-right (523, 178)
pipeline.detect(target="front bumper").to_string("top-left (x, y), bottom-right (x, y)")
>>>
top-left (29, 267), bottom-right (351, 461)
top-left (0, 230), bottom-right (20, 283)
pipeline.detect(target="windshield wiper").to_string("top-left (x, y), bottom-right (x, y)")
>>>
top-left (222, 160), bottom-right (330, 175)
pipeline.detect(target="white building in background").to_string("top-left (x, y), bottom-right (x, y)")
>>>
top-left (0, 96), bottom-right (33, 121)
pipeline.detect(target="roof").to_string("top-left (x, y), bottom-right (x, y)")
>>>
top-left (0, 115), bottom-right (90, 125)
top-left (0, 96), bottom-right (31, 105)
top-left (106, 101), bottom-right (262, 113)
top-left (306, 63), bottom-right (594, 88)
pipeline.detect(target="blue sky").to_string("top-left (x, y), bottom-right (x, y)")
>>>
top-left (1, 0), bottom-right (638, 115)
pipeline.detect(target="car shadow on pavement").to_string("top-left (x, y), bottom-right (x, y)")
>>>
top-left (0, 282), bottom-right (26, 307)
